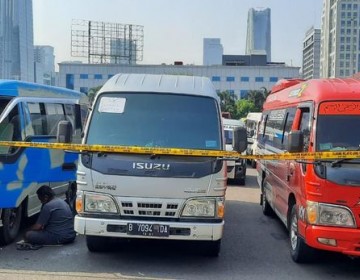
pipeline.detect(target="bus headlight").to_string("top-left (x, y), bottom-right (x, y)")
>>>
top-left (306, 201), bottom-right (356, 228)
top-left (181, 198), bottom-right (219, 218)
top-left (83, 192), bottom-right (118, 213)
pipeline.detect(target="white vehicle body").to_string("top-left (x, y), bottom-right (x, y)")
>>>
top-left (223, 118), bottom-right (246, 185)
top-left (74, 74), bottom-right (227, 255)
top-left (245, 112), bottom-right (262, 168)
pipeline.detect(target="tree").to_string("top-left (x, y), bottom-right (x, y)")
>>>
top-left (236, 99), bottom-right (256, 119)
top-left (218, 91), bottom-right (239, 119)
top-left (87, 85), bottom-right (103, 105)
top-left (247, 87), bottom-right (269, 112)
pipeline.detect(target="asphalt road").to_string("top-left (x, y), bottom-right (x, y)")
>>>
top-left (0, 168), bottom-right (359, 280)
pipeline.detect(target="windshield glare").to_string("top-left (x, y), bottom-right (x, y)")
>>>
top-left (87, 92), bottom-right (221, 150)
top-left (316, 115), bottom-right (360, 151)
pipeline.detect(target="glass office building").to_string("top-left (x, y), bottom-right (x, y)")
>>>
top-left (245, 8), bottom-right (271, 63)
top-left (0, 0), bottom-right (34, 81)
top-left (320, 0), bottom-right (360, 78)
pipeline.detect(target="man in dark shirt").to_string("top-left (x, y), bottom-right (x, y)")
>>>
top-left (25, 185), bottom-right (76, 245)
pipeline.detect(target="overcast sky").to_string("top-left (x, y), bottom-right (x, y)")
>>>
top-left (33, 0), bottom-right (323, 67)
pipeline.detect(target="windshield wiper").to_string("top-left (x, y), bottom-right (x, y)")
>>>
top-left (331, 146), bottom-right (360, 167)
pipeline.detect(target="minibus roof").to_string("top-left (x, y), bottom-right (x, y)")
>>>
top-left (0, 80), bottom-right (87, 101)
top-left (98, 73), bottom-right (218, 100)
top-left (264, 78), bottom-right (360, 110)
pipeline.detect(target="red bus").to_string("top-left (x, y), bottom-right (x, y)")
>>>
top-left (257, 78), bottom-right (360, 262)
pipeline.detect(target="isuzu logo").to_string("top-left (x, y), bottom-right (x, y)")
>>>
top-left (132, 162), bottom-right (170, 171)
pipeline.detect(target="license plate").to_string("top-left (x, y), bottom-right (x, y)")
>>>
top-left (127, 223), bottom-right (169, 237)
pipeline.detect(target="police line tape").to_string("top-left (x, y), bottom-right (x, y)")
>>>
top-left (0, 140), bottom-right (360, 160)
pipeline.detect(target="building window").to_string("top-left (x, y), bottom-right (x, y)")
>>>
top-left (240, 76), bottom-right (249, 82)
top-left (240, 90), bottom-right (249, 99)
top-left (269, 77), bottom-right (278, 82)
top-left (80, 74), bottom-right (88, 79)
top-left (226, 76), bottom-right (235, 82)
top-left (80, 87), bottom-right (88, 94)
top-left (66, 74), bottom-right (74, 90)
top-left (212, 76), bottom-right (221, 82)
top-left (255, 77), bottom-right (264, 82)
top-left (94, 74), bottom-right (103, 80)
top-left (108, 74), bottom-right (114, 79)
top-left (228, 90), bottom-right (235, 95)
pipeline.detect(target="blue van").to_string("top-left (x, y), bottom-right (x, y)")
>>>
top-left (0, 80), bottom-right (89, 244)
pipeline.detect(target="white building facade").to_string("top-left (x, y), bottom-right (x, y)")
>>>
top-left (320, 0), bottom-right (360, 78)
top-left (245, 8), bottom-right (271, 62)
top-left (58, 63), bottom-right (300, 99)
top-left (302, 27), bottom-right (321, 80)
top-left (203, 38), bottom-right (223, 66)
top-left (34, 45), bottom-right (56, 85)
top-left (0, 0), bottom-right (34, 81)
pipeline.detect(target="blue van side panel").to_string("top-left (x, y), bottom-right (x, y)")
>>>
top-left (0, 141), bottom-right (78, 208)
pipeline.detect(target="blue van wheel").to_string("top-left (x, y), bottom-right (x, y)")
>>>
top-left (0, 205), bottom-right (22, 245)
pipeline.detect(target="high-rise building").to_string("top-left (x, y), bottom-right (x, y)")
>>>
top-left (34, 45), bottom-right (56, 85)
top-left (245, 8), bottom-right (271, 62)
top-left (302, 27), bottom-right (321, 80)
top-left (320, 0), bottom-right (360, 78)
top-left (203, 38), bottom-right (223, 66)
top-left (0, 0), bottom-right (34, 81)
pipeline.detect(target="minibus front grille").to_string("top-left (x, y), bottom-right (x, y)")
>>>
top-left (117, 198), bottom-right (182, 218)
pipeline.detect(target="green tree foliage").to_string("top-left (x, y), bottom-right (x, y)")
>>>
top-left (247, 90), bottom-right (266, 111)
top-left (87, 85), bottom-right (103, 105)
top-left (236, 99), bottom-right (256, 119)
top-left (218, 91), bottom-right (239, 119)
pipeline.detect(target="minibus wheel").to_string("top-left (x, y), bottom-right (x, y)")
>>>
top-left (261, 180), bottom-right (273, 216)
top-left (86, 236), bottom-right (112, 252)
top-left (200, 239), bottom-right (221, 257)
top-left (289, 205), bottom-right (314, 263)
top-left (0, 206), bottom-right (22, 245)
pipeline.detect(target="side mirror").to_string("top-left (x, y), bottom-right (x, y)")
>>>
top-left (287, 130), bottom-right (304, 152)
top-left (57, 120), bottom-right (73, 143)
top-left (233, 126), bottom-right (248, 153)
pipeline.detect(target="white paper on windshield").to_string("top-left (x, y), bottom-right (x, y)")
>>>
top-left (98, 97), bottom-right (126, 113)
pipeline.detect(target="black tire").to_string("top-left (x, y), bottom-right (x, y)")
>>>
top-left (261, 181), bottom-right (273, 216)
top-left (236, 177), bottom-right (246, 186)
top-left (289, 205), bottom-right (315, 263)
top-left (201, 240), bottom-right (221, 257)
top-left (0, 205), bottom-right (22, 245)
top-left (65, 182), bottom-right (77, 216)
top-left (86, 236), bottom-right (111, 252)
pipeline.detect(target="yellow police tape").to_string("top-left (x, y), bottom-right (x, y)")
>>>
top-left (0, 140), bottom-right (360, 160)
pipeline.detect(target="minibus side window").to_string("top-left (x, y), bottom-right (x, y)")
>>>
top-left (299, 109), bottom-right (310, 152)
top-left (282, 108), bottom-right (296, 149)
top-left (0, 105), bottom-right (22, 154)
top-left (44, 103), bottom-right (66, 136)
top-left (265, 109), bottom-right (286, 150)
top-left (27, 102), bottom-right (45, 136)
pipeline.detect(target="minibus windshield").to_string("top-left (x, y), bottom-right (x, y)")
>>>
top-left (87, 92), bottom-right (222, 150)
top-left (316, 115), bottom-right (360, 151)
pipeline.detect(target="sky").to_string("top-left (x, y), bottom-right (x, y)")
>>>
top-left (32, 0), bottom-right (323, 68)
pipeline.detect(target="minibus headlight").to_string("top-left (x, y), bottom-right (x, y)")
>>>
top-left (306, 201), bottom-right (355, 228)
top-left (84, 192), bottom-right (118, 213)
top-left (181, 198), bottom-right (216, 217)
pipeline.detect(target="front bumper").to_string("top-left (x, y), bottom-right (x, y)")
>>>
top-left (75, 216), bottom-right (224, 241)
top-left (305, 225), bottom-right (360, 256)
